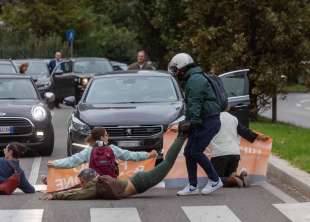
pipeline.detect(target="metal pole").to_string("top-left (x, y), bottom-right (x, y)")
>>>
top-left (70, 41), bottom-right (73, 58)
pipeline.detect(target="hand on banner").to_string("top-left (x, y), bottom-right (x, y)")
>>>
top-left (47, 161), bottom-right (55, 168)
top-left (148, 150), bottom-right (158, 159)
top-left (178, 120), bottom-right (191, 137)
top-left (256, 134), bottom-right (269, 142)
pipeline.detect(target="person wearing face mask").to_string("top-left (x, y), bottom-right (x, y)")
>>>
top-left (168, 53), bottom-right (223, 196)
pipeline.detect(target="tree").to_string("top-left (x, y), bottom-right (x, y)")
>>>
top-left (153, 0), bottom-right (310, 120)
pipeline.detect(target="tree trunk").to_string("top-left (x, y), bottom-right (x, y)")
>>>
top-left (272, 94), bottom-right (277, 122)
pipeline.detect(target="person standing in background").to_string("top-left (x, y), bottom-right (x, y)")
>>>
top-left (128, 50), bottom-right (155, 70)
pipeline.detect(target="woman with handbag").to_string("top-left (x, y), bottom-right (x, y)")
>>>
top-left (0, 142), bottom-right (35, 194)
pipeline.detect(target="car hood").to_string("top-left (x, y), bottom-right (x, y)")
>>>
top-left (0, 100), bottom-right (39, 118)
top-left (77, 102), bottom-right (184, 126)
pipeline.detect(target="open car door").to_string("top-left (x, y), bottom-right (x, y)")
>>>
top-left (219, 69), bottom-right (250, 127)
top-left (51, 60), bottom-right (76, 103)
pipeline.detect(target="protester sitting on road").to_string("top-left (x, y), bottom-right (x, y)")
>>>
top-left (0, 142), bottom-right (35, 194)
top-left (128, 50), bottom-right (155, 70)
top-left (41, 127), bottom-right (157, 184)
top-left (50, 127), bottom-right (157, 168)
top-left (41, 122), bottom-right (189, 200)
top-left (19, 63), bottom-right (29, 74)
top-left (210, 111), bottom-right (269, 187)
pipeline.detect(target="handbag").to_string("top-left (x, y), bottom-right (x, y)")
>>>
top-left (0, 161), bottom-right (21, 195)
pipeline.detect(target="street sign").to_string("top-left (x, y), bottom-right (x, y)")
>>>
top-left (66, 29), bottom-right (75, 43)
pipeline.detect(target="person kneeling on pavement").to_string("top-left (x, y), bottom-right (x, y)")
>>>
top-left (210, 111), bottom-right (269, 187)
top-left (41, 122), bottom-right (191, 200)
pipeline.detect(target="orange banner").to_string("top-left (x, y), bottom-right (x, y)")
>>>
top-left (163, 126), bottom-right (272, 185)
top-left (47, 158), bottom-right (156, 193)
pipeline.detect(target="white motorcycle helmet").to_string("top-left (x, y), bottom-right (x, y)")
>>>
top-left (168, 53), bottom-right (194, 75)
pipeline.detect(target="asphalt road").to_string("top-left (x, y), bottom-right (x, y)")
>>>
top-left (260, 93), bottom-right (310, 128)
top-left (0, 107), bottom-right (309, 222)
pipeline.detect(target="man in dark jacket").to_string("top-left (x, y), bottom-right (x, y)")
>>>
top-left (128, 50), bottom-right (154, 70)
top-left (48, 51), bottom-right (63, 73)
top-left (168, 53), bottom-right (223, 196)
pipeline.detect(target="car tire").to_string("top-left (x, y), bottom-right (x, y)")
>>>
top-left (40, 124), bottom-right (54, 156)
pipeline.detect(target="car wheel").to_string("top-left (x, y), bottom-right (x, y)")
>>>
top-left (40, 124), bottom-right (54, 156)
top-left (67, 135), bottom-right (73, 156)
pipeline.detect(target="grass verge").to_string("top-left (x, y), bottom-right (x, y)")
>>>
top-left (251, 118), bottom-right (310, 173)
top-left (283, 83), bottom-right (309, 93)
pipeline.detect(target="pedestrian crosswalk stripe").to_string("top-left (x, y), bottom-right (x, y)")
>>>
top-left (90, 208), bottom-right (141, 222)
top-left (182, 206), bottom-right (242, 222)
top-left (0, 209), bottom-right (44, 222)
top-left (274, 202), bottom-right (310, 222)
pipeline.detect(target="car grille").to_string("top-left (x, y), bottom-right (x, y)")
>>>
top-left (105, 126), bottom-right (163, 138)
top-left (0, 118), bottom-right (33, 136)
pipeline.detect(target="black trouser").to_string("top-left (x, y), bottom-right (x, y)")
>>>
top-left (184, 115), bottom-right (221, 187)
top-left (211, 155), bottom-right (240, 187)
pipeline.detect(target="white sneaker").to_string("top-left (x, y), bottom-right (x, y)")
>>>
top-left (201, 178), bottom-right (223, 195)
top-left (177, 184), bottom-right (199, 196)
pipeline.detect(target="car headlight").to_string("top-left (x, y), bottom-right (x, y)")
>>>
top-left (31, 105), bottom-right (47, 121)
top-left (81, 78), bottom-right (89, 86)
top-left (71, 115), bottom-right (90, 134)
top-left (168, 115), bottom-right (185, 129)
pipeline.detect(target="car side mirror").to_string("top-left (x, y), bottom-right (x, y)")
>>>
top-left (63, 96), bottom-right (76, 107)
top-left (44, 92), bottom-right (55, 103)
top-left (112, 65), bottom-right (122, 71)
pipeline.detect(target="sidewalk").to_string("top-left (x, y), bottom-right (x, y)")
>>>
top-left (268, 155), bottom-right (310, 197)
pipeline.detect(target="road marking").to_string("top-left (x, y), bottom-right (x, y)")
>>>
top-left (29, 157), bottom-right (42, 185)
top-left (261, 182), bottom-right (298, 203)
top-left (274, 202), bottom-right (310, 222)
top-left (262, 182), bottom-right (298, 203)
top-left (90, 208), bottom-right (141, 222)
top-left (0, 209), bottom-right (43, 222)
top-left (182, 206), bottom-right (241, 222)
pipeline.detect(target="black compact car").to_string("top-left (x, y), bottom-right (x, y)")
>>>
top-left (13, 59), bottom-right (52, 97)
top-left (0, 75), bottom-right (55, 156)
top-left (0, 60), bottom-right (18, 74)
top-left (52, 57), bottom-right (114, 102)
top-left (64, 69), bottom-right (250, 157)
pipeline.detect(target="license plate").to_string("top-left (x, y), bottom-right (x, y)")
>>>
top-left (118, 141), bottom-right (141, 148)
top-left (0, 126), bottom-right (13, 134)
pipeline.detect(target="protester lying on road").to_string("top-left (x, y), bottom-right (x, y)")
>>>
top-left (40, 122), bottom-right (189, 200)
top-left (210, 111), bottom-right (269, 187)
top-left (0, 142), bottom-right (35, 194)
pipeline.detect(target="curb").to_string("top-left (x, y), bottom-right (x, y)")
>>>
top-left (268, 155), bottom-right (310, 197)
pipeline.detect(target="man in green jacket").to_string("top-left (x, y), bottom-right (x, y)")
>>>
top-left (168, 53), bottom-right (223, 196)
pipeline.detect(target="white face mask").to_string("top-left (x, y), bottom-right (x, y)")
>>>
top-left (95, 140), bottom-right (108, 147)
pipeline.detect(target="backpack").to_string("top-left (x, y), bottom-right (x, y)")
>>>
top-left (203, 73), bottom-right (228, 111)
top-left (89, 146), bottom-right (118, 178)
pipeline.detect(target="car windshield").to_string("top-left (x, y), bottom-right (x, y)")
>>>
top-left (0, 79), bottom-right (38, 99)
top-left (26, 62), bottom-right (49, 76)
top-left (73, 59), bottom-right (113, 74)
top-left (86, 76), bottom-right (178, 104)
top-left (0, 64), bottom-right (16, 74)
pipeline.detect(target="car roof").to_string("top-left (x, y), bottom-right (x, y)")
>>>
top-left (0, 74), bottom-right (31, 79)
top-left (72, 57), bottom-right (110, 61)
top-left (14, 59), bottom-right (48, 62)
top-left (0, 59), bottom-right (14, 64)
top-left (94, 70), bottom-right (172, 78)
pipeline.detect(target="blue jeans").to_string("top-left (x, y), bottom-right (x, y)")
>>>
top-left (184, 115), bottom-right (221, 187)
